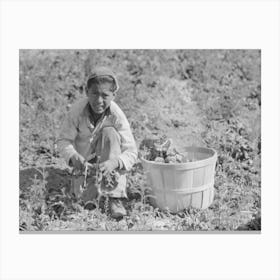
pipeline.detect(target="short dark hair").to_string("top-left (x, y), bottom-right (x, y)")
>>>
top-left (87, 76), bottom-right (117, 92)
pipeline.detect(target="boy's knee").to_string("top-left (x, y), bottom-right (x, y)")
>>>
top-left (101, 127), bottom-right (120, 142)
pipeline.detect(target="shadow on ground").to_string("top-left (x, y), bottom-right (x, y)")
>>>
top-left (19, 167), bottom-right (72, 192)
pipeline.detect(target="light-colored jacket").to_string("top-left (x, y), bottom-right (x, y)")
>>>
top-left (57, 98), bottom-right (138, 170)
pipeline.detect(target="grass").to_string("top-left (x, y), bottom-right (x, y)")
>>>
top-left (19, 49), bottom-right (261, 231)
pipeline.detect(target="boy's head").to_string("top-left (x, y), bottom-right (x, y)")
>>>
top-left (86, 67), bottom-right (119, 114)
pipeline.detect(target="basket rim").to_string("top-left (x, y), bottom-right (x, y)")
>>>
top-left (140, 146), bottom-right (217, 167)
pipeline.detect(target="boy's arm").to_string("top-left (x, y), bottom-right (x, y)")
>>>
top-left (115, 113), bottom-right (138, 171)
top-left (57, 111), bottom-right (80, 166)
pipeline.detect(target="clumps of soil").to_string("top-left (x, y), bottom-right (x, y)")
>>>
top-left (139, 136), bottom-right (191, 163)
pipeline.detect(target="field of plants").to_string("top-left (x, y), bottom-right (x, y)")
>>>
top-left (19, 49), bottom-right (261, 231)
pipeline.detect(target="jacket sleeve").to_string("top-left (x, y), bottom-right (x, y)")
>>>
top-left (56, 111), bottom-right (79, 165)
top-left (114, 113), bottom-right (138, 171)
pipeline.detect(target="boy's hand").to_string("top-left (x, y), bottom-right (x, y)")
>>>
top-left (70, 153), bottom-right (86, 171)
top-left (99, 158), bottom-right (119, 176)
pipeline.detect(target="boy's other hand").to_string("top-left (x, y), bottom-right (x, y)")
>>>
top-left (99, 158), bottom-right (119, 176)
top-left (70, 153), bottom-right (86, 171)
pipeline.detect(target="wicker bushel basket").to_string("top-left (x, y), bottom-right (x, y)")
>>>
top-left (141, 146), bottom-right (217, 213)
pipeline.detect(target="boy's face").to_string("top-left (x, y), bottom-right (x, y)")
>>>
top-left (86, 82), bottom-right (115, 114)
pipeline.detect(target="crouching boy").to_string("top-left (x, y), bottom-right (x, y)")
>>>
top-left (57, 67), bottom-right (138, 218)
